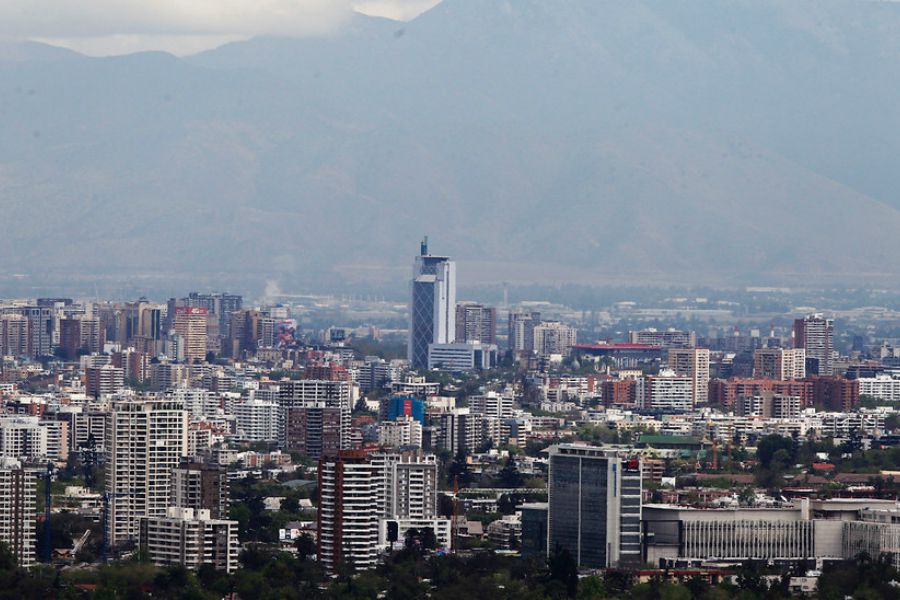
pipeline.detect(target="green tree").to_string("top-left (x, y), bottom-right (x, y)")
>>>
top-left (498, 456), bottom-right (525, 488)
top-left (547, 545), bottom-right (578, 598)
top-left (447, 450), bottom-right (473, 487)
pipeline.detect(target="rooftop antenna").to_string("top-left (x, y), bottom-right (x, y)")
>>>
top-left (421, 236), bottom-right (429, 256)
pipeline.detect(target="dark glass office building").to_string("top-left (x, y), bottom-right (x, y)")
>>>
top-left (548, 445), bottom-right (642, 569)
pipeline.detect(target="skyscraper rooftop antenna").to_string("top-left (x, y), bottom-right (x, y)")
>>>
top-left (421, 236), bottom-right (429, 256)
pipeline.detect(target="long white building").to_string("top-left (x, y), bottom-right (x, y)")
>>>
top-left (469, 391), bottom-right (516, 420)
top-left (638, 370), bottom-right (694, 412)
top-left (139, 507), bottom-right (239, 573)
top-left (233, 400), bottom-right (279, 442)
top-left (857, 373), bottom-right (900, 402)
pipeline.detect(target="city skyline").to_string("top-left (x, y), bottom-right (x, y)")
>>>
top-left (1, 0), bottom-right (899, 597)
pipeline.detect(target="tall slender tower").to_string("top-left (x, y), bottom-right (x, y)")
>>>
top-left (667, 348), bottom-right (710, 405)
top-left (173, 307), bottom-right (209, 364)
top-left (408, 238), bottom-right (456, 369)
top-left (0, 459), bottom-right (37, 568)
top-left (793, 314), bottom-right (834, 375)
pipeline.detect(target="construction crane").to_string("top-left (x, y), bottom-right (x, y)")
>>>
top-left (72, 530), bottom-right (91, 558)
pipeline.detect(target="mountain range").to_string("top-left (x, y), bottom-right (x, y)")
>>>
top-left (2, 0), bottom-right (900, 292)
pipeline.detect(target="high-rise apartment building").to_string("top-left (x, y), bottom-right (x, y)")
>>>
top-left (378, 417), bottom-right (423, 448)
top-left (186, 293), bottom-right (243, 332)
top-left (85, 365), bottom-right (125, 398)
top-left (284, 406), bottom-right (345, 458)
top-left (318, 449), bottom-right (448, 574)
top-left (20, 306), bottom-right (53, 358)
top-left (0, 459), bottom-right (37, 568)
top-left (455, 303), bottom-right (497, 345)
top-left (408, 238), bottom-right (456, 369)
top-left (532, 322), bottom-right (578, 357)
top-left (169, 462), bottom-right (229, 520)
top-left (172, 307), bottom-right (209, 364)
top-left (372, 451), bottom-right (439, 521)
top-left (111, 348), bottom-right (150, 383)
top-left (736, 393), bottom-right (802, 419)
top-left (753, 348), bottom-right (806, 380)
top-left (468, 391), bottom-right (515, 420)
top-left (810, 375), bottom-right (859, 412)
top-left (233, 400), bottom-right (279, 442)
top-left (667, 348), bottom-right (710, 405)
top-left (168, 293), bottom-right (242, 336)
top-left (793, 314), bottom-right (834, 376)
top-left (373, 450), bottom-right (449, 552)
top-left (228, 310), bottom-right (276, 354)
top-left (708, 378), bottom-right (814, 410)
top-left (105, 399), bottom-right (188, 548)
top-left (638, 371), bottom-right (694, 412)
top-left (317, 450), bottom-right (381, 573)
top-left (437, 409), bottom-right (485, 455)
top-left (0, 314), bottom-right (29, 358)
top-left (59, 316), bottom-right (104, 359)
top-left (277, 380), bottom-right (352, 451)
top-left (0, 416), bottom-right (53, 460)
top-left (547, 445), bottom-right (641, 569)
top-left (508, 311), bottom-right (541, 355)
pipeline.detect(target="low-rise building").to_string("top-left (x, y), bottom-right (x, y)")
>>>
top-left (139, 507), bottom-right (239, 573)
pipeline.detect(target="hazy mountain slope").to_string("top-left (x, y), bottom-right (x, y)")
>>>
top-left (2, 0), bottom-right (900, 289)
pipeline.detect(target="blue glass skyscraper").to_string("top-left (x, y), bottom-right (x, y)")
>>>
top-left (408, 237), bottom-right (456, 369)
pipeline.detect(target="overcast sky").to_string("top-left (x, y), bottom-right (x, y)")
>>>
top-left (0, 0), bottom-right (442, 56)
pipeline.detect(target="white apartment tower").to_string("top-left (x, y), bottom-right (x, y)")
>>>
top-left (508, 311), bottom-right (541, 355)
top-left (532, 322), bottom-right (578, 357)
top-left (318, 449), bottom-right (447, 574)
top-left (638, 370), bottom-right (694, 412)
top-left (468, 391), bottom-right (516, 420)
top-left (753, 347), bottom-right (806, 380)
top-left (372, 450), bottom-right (439, 521)
top-left (317, 451), bottom-right (381, 574)
top-left (667, 348), bottom-right (710, 405)
top-left (233, 400), bottom-right (279, 442)
top-left (793, 314), bottom-right (834, 376)
top-left (106, 398), bottom-right (188, 548)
